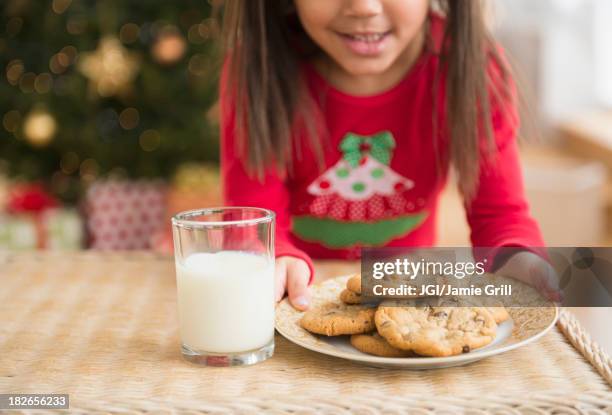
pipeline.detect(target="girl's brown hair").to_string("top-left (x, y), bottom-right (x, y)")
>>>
top-left (221, 0), bottom-right (512, 200)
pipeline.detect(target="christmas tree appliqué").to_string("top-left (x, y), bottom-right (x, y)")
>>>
top-left (293, 131), bottom-right (428, 248)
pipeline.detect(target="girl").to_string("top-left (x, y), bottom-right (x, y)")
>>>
top-left (220, 0), bottom-right (560, 310)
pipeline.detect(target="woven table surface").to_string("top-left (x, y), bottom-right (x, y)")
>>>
top-left (0, 251), bottom-right (610, 414)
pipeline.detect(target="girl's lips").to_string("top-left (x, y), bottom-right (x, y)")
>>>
top-left (338, 31), bottom-right (391, 56)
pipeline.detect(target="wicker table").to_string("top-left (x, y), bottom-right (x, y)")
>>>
top-left (0, 252), bottom-right (610, 414)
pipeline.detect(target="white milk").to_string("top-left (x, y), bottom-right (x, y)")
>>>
top-left (175, 251), bottom-right (275, 353)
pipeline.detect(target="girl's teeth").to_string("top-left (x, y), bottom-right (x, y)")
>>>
top-left (350, 33), bottom-right (385, 42)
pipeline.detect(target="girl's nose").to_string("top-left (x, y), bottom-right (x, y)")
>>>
top-left (343, 0), bottom-right (383, 18)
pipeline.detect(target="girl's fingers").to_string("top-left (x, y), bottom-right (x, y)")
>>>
top-left (496, 252), bottom-right (564, 303)
top-left (286, 259), bottom-right (311, 311)
top-left (528, 260), bottom-right (563, 302)
top-left (274, 259), bottom-right (288, 302)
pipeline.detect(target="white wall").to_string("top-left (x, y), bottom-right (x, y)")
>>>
top-left (495, 0), bottom-right (611, 124)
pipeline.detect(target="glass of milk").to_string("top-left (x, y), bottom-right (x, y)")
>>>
top-left (171, 207), bottom-right (275, 366)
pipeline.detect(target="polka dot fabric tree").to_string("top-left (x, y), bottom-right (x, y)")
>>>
top-left (308, 156), bottom-right (415, 221)
top-left (293, 132), bottom-right (428, 248)
top-left (308, 131), bottom-right (415, 221)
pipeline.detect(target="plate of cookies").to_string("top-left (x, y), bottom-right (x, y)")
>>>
top-left (275, 274), bottom-right (559, 369)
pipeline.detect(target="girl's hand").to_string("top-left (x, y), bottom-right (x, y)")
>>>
top-left (494, 251), bottom-right (563, 302)
top-left (275, 256), bottom-right (311, 311)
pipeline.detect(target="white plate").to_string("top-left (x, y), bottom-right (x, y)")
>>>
top-left (275, 275), bottom-right (559, 369)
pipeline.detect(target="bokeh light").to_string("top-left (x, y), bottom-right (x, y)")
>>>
top-left (23, 109), bottom-right (57, 146)
top-left (3, 110), bottom-right (21, 133)
top-left (66, 16), bottom-right (86, 35)
top-left (200, 18), bottom-right (219, 38)
top-left (50, 53), bottom-right (70, 74)
top-left (153, 26), bottom-right (186, 65)
top-left (119, 23), bottom-right (140, 44)
top-left (139, 129), bottom-right (161, 152)
top-left (52, 0), bottom-right (72, 14)
top-left (60, 46), bottom-right (78, 64)
top-left (60, 151), bottom-right (80, 175)
top-left (80, 158), bottom-right (99, 182)
top-left (119, 107), bottom-right (139, 130)
top-left (19, 72), bottom-right (36, 93)
top-left (34, 73), bottom-right (53, 94)
top-left (188, 54), bottom-right (208, 76)
top-left (6, 59), bottom-right (24, 85)
top-left (188, 24), bottom-right (205, 44)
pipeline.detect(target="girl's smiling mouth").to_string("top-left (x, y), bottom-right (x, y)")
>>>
top-left (337, 30), bottom-right (392, 56)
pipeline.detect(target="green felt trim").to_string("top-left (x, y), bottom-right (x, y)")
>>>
top-left (340, 131), bottom-right (396, 167)
top-left (292, 211), bottom-right (428, 248)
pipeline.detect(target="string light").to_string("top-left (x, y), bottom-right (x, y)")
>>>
top-left (5, 4), bottom-right (218, 188)
top-left (152, 26), bottom-right (186, 65)
top-left (119, 23), bottom-right (140, 44)
top-left (19, 72), bottom-right (36, 93)
top-left (66, 16), bottom-right (86, 35)
top-left (60, 46), bottom-right (78, 63)
top-left (52, 0), bottom-right (72, 14)
top-left (188, 54), bottom-right (208, 76)
top-left (23, 108), bottom-right (57, 147)
top-left (34, 73), bottom-right (53, 94)
top-left (60, 152), bottom-right (80, 175)
top-left (201, 18), bottom-right (219, 38)
top-left (79, 158), bottom-right (99, 182)
top-left (139, 129), bottom-right (161, 152)
top-left (6, 60), bottom-right (24, 85)
top-left (188, 24), bottom-right (206, 44)
top-left (3, 110), bottom-right (21, 133)
top-left (50, 53), bottom-right (69, 74)
top-left (119, 108), bottom-right (139, 130)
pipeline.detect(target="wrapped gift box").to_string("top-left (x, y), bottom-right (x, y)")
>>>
top-left (85, 180), bottom-right (167, 250)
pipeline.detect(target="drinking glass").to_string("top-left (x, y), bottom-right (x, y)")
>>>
top-left (172, 207), bottom-right (275, 366)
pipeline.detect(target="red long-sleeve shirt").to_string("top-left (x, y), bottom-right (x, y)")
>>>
top-left (220, 16), bottom-right (544, 281)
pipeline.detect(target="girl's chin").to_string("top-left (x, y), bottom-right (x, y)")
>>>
top-left (337, 59), bottom-right (396, 77)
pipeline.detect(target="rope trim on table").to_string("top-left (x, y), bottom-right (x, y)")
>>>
top-left (557, 309), bottom-right (612, 387)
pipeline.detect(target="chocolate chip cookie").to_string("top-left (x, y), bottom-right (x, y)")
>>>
top-left (375, 303), bottom-right (497, 357)
top-left (346, 273), bottom-right (361, 294)
top-left (300, 301), bottom-right (376, 336)
top-left (350, 333), bottom-right (414, 358)
top-left (339, 288), bottom-right (362, 305)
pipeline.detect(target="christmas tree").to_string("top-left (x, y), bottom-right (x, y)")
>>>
top-left (1, 0), bottom-right (221, 203)
top-left (293, 132), bottom-right (427, 248)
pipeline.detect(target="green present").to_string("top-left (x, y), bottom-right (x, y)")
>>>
top-left (0, 214), bottom-right (38, 250)
top-left (42, 209), bottom-right (84, 250)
